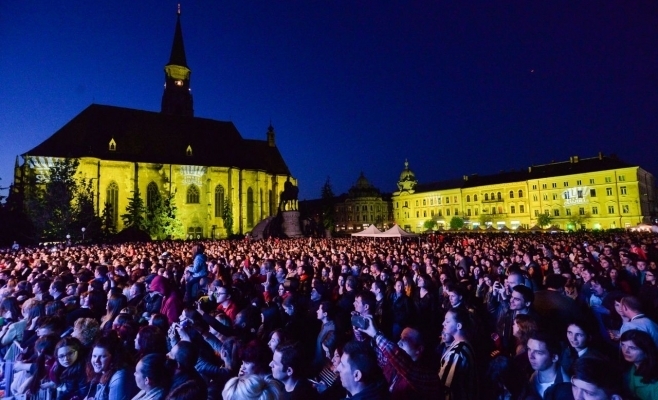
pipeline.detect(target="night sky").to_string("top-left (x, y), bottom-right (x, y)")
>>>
top-left (1, 1), bottom-right (657, 200)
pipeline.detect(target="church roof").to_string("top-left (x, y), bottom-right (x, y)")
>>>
top-left (24, 104), bottom-right (291, 175)
top-left (167, 12), bottom-right (188, 67)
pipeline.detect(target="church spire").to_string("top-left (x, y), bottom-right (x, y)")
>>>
top-left (161, 4), bottom-right (194, 117)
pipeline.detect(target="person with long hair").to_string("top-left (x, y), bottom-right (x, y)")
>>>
top-left (10, 334), bottom-right (58, 399)
top-left (134, 325), bottom-right (167, 360)
top-left (86, 334), bottom-right (138, 400)
top-left (620, 329), bottom-right (658, 399)
top-left (47, 337), bottom-right (89, 400)
top-left (389, 278), bottom-right (413, 340)
top-left (0, 297), bottom-right (27, 350)
top-left (559, 320), bottom-right (605, 373)
top-left (100, 294), bottom-right (128, 332)
top-left (221, 375), bottom-right (284, 400)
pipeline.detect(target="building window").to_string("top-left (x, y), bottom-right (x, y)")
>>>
top-left (543, 194), bottom-right (548, 201)
top-left (566, 208), bottom-right (572, 216)
top-left (404, 201), bottom-right (408, 207)
top-left (590, 178), bottom-right (595, 184)
top-left (564, 182), bottom-right (569, 187)
top-left (422, 199), bottom-right (426, 206)
top-left (467, 209), bottom-right (472, 216)
top-left (491, 192), bottom-right (495, 200)
top-left (619, 175), bottom-right (625, 182)
top-left (106, 181), bottom-right (119, 228)
top-left (108, 138), bottom-right (116, 151)
top-left (438, 210), bottom-right (443, 217)
top-left (520, 205), bottom-right (525, 213)
top-left (396, 202), bottom-right (399, 209)
top-left (187, 227), bottom-right (203, 239)
top-left (509, 191), bottom-right (514, 199)
top-left (534, 210), bottom-right (539, 217)
top-left (518, 190), bottom-right (523, 198)
top-left (608, 205), bottom-right (615, 214)
top-left (532, 185), bottom-right (537, 190)
top-left (446, 209), bottom-right (451, 216)
top-left (484, 193), bottom-right (489, 201)
top-left (186, 184), bottom-right (200, 204)
top-left (605, 177), bottom-right (611, 183)
top-left (590, 189), bottom-right (597, 197)
top-left (146, 182), bottom-right (160, 209)
top-left (592, 207), bottom-right (598, 215)
top-left (455, 208), bottom-right (459, 215)
top-left (606, 188), bottom-right (613, 196)
top-left (466, 195), bottom-right (471, 202)
top-left (577, 180), bottom-right (582, 185)
top-left (552, 194), bottom-right (558, 200)
top-left (431, 210), bottom-right (434, 217)
top-left (577, 190), bottom-right (583, 199)
top-left (510, 205), bottom-right (516, 214)
top-left (552, 183), bottom-right (557, 188)
top-left (473, 194), bottom-right (478, 201)
top-left (622, 205), bottom-right (629, 214)
top-left (246, 188), bottom-right (254, 227)
top-left (620, 186), bottom-right (627, 195)
top-left (437, 197), bottom-right (442, 204)
top-left (430, 199), bottom-right (433, 205)
top-left (474, 208), bottom-right (479, 215)
top-left (453, 196), bottom-right (458, 203)
top-left (579, 207), bottom-right (585, 215)
top-left (416, 211), bottom-right (419, 218)
top-left (542, 184), bottom-right (547, 189)
top-left (415, 200), bottom-right (419, 206)
top-left (533, 195), bottom-right (538, 201)
top-left (214, 185), bottom-right (225, 218)
top-left (423, 211), bottom-right (427, 217)
top-left (446, 197), bottom-right (450, 204)
top-left (554, 209), bottom-right (560, 216)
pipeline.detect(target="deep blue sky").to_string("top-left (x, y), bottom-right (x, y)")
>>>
top-left (1, 1), bottom-right (657, 200)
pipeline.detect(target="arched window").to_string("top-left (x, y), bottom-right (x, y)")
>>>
top-left (474, 194), bottom-right (478, 201)
top-left (518, 190), bottom-right (523, 198)
top-left (106, 181), bottom-right (119, 228)
top-left (147, 182), bottom-right (160, 209)
top-left (497, 192), bottom-right (502, 200)
top-left (484, 193), bottom-right (489, 201)
top-left (509, 190), bottom-right (514, 199)
top-left (215, 185), bottom-right (225, 218)
top-left (466, 195), bottom-right (471, 202)
top-left (247, 188), bottom-right (254, 227)
top-left (186, 184), bottom-right (200, 204)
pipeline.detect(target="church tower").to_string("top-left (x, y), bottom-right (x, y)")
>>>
top-left (161, 5), bottom-right (194, 117)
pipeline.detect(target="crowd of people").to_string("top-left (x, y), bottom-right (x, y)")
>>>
top-left (0, 231), bottom-right (657, 400)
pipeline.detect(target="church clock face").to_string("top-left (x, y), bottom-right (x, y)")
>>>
top-left (175, 80), bottom-right (183, 86)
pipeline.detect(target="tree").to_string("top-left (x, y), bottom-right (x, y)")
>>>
top-left (450, 216), bottom-right (465, 230)
top-left (478, 213), bottom-right (493, 226)
top-left (537, 212), bottom-right (552, 228)
top-left (568, 212), bottom-right (591, 231)
top-left (25, 158), bottom-right (80, 241)
top-left (223, 196), bottom-right (233, 237)
top-left (423, 219), bottom-right (437, 231)
top-left (74, 178), bottom-right (101, 241)
top-left (121, 189), bottom-right (147, 231)
top-left (101, 202), bottom-right (117, 237)
top-left (320, 177), bottom-right (335, 232)
top-left (146, 192), bottom-right (184, 239)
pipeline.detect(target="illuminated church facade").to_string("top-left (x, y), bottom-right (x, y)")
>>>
top-left (14, 10), bottom-right (295, 239)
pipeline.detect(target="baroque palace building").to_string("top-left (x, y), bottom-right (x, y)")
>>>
top-left (392, 154), bottom-right (656, 233)
top-left (334, 173), bottom-right (392, 232)
top-left (13, 10), bottom-right (294, 239)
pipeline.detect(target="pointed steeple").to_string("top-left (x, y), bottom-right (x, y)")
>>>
top-left (267, 121), bottom-right (276, 147)
top-left (161, 4), bottom-right (194, 117)
top-left (168, 5), bottom-right (188, 67)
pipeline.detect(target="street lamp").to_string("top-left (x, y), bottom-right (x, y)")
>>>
top-left (81, 227), bottom-right (86, 242)
top-left (66, 234), bottom-right (71, 246)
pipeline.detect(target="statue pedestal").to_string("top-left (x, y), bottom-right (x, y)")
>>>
top-left (281, 211), bottom-right (302, 238)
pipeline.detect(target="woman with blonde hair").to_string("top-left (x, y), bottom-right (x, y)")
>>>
top-left (221, 375), bottom-right (283, 400)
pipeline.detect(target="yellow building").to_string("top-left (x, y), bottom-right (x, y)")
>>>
top-left (392, 154), bottom-right (656, 232)
top-left (14, 10), bottom-right (295, 239)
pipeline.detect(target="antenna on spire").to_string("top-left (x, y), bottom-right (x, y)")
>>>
top-left (177, 3), bottom-right (181, 15)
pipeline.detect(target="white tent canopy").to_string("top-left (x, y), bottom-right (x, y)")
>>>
top-left (378, 224), bottom-right (417, 238)
top-left (351, 224), bottom-right (383, 237)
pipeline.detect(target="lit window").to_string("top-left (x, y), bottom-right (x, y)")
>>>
top-left (564, 182), bottom-right (569, 187)
top-left (590, 178), bottom-right (595, 184)
top-left (552, 183), bottom-right (557, 188)
top-left (566, 209), bottom-right (571, 216)
top-left (186, 184), bottom-right (200, 204)
top-left (214, 185), bottom-right (225, 218)
top-left (518, 190), bottom-right (523, 198)
top-left (592, 207), bottom-right (598, 215)
top-left (576, 180), bottom-right (582, 185)
top-left (473, 195), bottom-right (478, 201)
top-left (608, 205), bottom-right (615, 214)
top-left (579, 207), bottom-right (585, 215)
top-left (553, 209), bottom-right (560, 216)
top-left (619, 175), bottom-right (625, 182)
top-left (620, 186), bottom-right (627, 195)
top-left (606, 188), bottom-right (613, 196)
top-left (605, 177), bottom-right (611, 183)
top-left (622, 205), bottom-right (629, 214)
top-left (520, 205), bottom-right (525, 213)
top-left (509, 191), bottom-right (514, 199)
top-left (510, 205), bottom-right (516, 214)
top-left (590, 189), bottom-right (597, 197)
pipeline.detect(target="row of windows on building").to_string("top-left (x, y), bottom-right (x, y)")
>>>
top-left (336, 205), bottom-right (383, 213)
top-left (106, 181), bottom-right (270, 228)
top-left (530, 175), bottom-right (626, 190)
top-left (337, 214), bottom-right (386, 223)
top-left (536, 204), bottom-right (632, 217)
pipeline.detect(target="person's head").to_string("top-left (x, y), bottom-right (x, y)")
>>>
top-left (620, 329), bottom-right (658, 382)
top-left (269, 341), bottom-right (304, 382)
top-left (55, 337), bottom-right (83, 368)
top-left (527, 331), bottom-right (560, 372)
top-left (36, 315), bottom-right (65, 337)
top-left (239, 340), bottom-right (274, 378)
top-left (22, 298), bottom-right (45, 324)
top-left (336, 340), bottom-right (382, 395)
top-left (393, 279), bottom-right (404, 295)
top-left (580, 266), bottom-right (596, 283)
top-left (33, 279), bottom-right (49, 295)
top-left (221, 337), bottom-right (243, 372)
top-left (135, 353), bottom-right (169, 390)
top-left (397, 327), bottom-right (425, 362)
top-left (0, 296), bottom-right (21, 321)
top-left (510, 285), bottom-right (534, 311)
top-left (316, 301), bottom-right (336, 322)
top-left (566, 321), bottom-right (593, 352)
top-left (353, 291), bottom-right (375, 316)
top-left (445, 284), bottom-right (465, 307)
top-left (620, 296), bottom-right (643, 318)
top-left (49, 280), bottom-right (65, 297)
top-left (267, 329), bottom-right (286, 353)
top-left (513, 314), bottom-right (538, 345)
top-left (135, 325), bottom-right (167, 356)
top-left (370, 280), bottom-right (385, 297)
top-left (148, 313), bottom-right (169, 331)
top-left (214, 285), bottom-right (232, 305)
top-left (590, 276), bottom-right (611, 296)
top-left (88, 334), bottom-right (124, 383)
top-left (168, 340), bottom-right (198, 371)
top-left (506, 272), bottom-right (524, 288)
top-left (105, 294), bottom-right (127, 317)
top-left (129, 282), bottom-right (145, 299)
top-left (442, 308), bottom-right (470, 339)
top-left (221, 375), bottom-right (283, 400)
top-left (72, 318), bottom-right (100, 347)
top-left (570, 356), bottom-right (623, 400)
